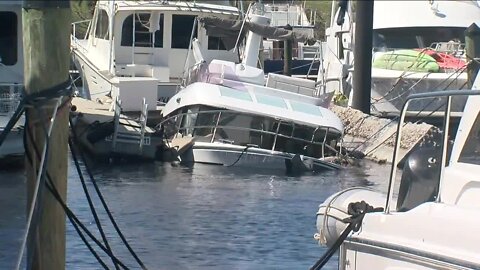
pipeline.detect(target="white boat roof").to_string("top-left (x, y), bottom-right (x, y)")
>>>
top-left (0, 1), bottom-right (22, 5)
top-left (373, 1), bottom-right (480, 29)
top-left (163, 82), bottom-right (344, 134)
top-left (106, 1), bottom-right (239, 15)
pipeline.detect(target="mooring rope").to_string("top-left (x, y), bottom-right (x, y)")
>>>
top-left (0, 80), bottom-right (146, 269)
top-left (69, 117), bottom-right (149, 270)
top-left (309, 201), bottom-right (383, 270)
top-left (68, 136), bottom-right (120, 270)
top-left (225, 145), bottom-right (254, 167)
top-left (11, 80), bottom-right (72, 270)
top-left (23, 118), bottom-right (114, 270)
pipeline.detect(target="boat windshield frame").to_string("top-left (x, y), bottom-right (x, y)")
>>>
top-left (385, 89), bottom-right (480, 214)
top-left (160, 106), bottom-right (342, 159)
top-left (373, 26), bottom-right (467, 52)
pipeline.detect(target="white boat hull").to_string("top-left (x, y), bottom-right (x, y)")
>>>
top-left (0, 128), bottom-right (23, 159)
top-left (340, 202), bottom-right (480, 270)
top-left (181, 142), bottom-right (341, 172)
top-left (316, 185), bottom-right (480, 270)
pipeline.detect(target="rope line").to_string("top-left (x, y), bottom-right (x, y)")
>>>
top-left (15, 98), bottom-right (62, 270)
top-left (310, 201), bottom-right (383, 270)
top-left (225, 145), bottom-right (253, 167)
top-left (23, 124), bottom-right (110, 269)
top-left (23, 113), bottom-right (128, 270)
top-left (68, 137), bottom-right (120, 270)
top-left (2, 80), bottom-right (143, 269)
top-left (69, 117), bottom-right (149, 270)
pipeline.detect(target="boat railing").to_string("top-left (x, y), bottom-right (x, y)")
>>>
top-left (71, 19), bottom-right (92, 53)
top-left (112, 97), bottom-right (149, 152)
top-left (264, 2), bottom-right (316, 27)
top-left (159, 109), bottom-right (339, 158)
top-left (430, 41), bottom-right (465, 57)
top-left (385, 89), bottom-right (480, 214)
top-left (0, 83), bottom-right (23, 117)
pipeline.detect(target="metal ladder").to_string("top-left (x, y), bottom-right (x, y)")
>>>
top-left (112, 97), bottom-right (149, 153)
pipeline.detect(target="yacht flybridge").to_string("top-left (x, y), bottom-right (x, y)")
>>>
top-left (71, 0), bottom-right (239, 111)
top-left (319, 0), bottom-right (480, 116)
top-left (160, 7), bottom-right (344, 173)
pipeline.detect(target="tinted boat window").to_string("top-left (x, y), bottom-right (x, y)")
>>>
top-left (0, 12), bottom-right (17, 66)
top-left (171, 15), bottom-right (197, 49)
top-left (459, 113), bottom-right (480, 165)
top-left (373, 27), bottom-right (465, 50)
top-left (121, 13), bottom-right (164, 47)
top-left (208, 36), bottom-right (227, 50)
top-left (94, 9), bottom-right (109, 40)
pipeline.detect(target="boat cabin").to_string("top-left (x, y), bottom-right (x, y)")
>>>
top-left (161, 81), bottom-right (344, 159)
top-left (0, 2), bottom-right (23, 118)
top-left (71, 1), bottom-right (240, 110)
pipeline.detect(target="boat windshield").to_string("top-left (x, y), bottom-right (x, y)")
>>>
top-left (0, 11), bottom-right (18, 66)
top-left (166, 105), bottom-right (339, 159)
top-left (373, 27), bottom-right (465, 51)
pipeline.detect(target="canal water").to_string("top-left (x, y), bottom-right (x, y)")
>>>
top-left (0, 157), bottom-right (391, 270)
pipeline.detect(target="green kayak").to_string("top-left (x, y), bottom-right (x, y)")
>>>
top-left (372, 49), bottom-right (440, 73)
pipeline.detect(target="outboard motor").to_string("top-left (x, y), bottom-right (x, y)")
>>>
top-left (396, 147), bottom-right (442, 212)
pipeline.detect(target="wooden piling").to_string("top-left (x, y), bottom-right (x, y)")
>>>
top-left (22, 1), bottom-right (71, 269)
top-left (283, 24), bottom-right (293, 76)
top-left (352, 0), bottom-right (374, 114)
top-left (465, 23), bottom-right (480, 88)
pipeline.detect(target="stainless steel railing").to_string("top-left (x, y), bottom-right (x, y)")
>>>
top-left (159, 109), bottom-right (340, 158)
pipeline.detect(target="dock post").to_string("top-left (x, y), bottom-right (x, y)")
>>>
top-left (466, 23), bottom-right (480, 88)
top-left (22, 1), bottom-right (71, 269)
top-left (352, 0), bottom-right (374, 114)
top-left (283, 24), bottom-right (293, 76)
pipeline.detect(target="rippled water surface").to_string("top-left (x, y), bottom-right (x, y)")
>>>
top-left (0, 158), bottom-right (391, 270)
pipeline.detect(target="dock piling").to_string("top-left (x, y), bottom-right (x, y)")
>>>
top-left (352, 0), bottom-right (374, 114)
top-left (283, 24), bottom-right (293, 76)
top-left (22, 1), bottom-right (71, 269)
top-left (466, 23), bottom-right (480, 88)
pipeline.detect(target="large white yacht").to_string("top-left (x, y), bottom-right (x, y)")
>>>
top-left (314, 72), bottom-right (480, 269)
top-left (0, 2), bottom-right (24, 163)
top-left (160, 8), bottom-right (344, 173)
top-left (318, 0), bottom-right (480, 115)
top-left (71, 0), bottom-right (239, 112)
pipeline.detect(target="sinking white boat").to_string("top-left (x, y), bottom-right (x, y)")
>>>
top-left (71, 0), bottom-right (239, 111)
top-left (314, 69), bottom-right (480, 268)
top-left (0, 2), bottom-right (24, 163)
top-left (319, 0), bottom-right (480, 115)
top-left (160, 10), bottom-right (344, 173)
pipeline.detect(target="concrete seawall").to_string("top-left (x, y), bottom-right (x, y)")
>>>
top-left (331, 105), bottom-right (438, 164)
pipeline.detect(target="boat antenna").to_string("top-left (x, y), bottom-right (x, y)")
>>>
top-left (181, 17), bottom-right (199, 87)
top-left (234, 2), bottom-right (253, 54)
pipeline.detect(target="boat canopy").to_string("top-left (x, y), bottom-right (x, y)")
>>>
top-left (199, 17), bottom-right (317, 50)
top-left (111, 1), bottom-right (239, 14)
top-left (162, 82), bottom-right (344, 135)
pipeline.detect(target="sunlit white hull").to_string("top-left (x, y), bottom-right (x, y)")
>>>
top-left (181, 142), bottom-right (340, 172)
